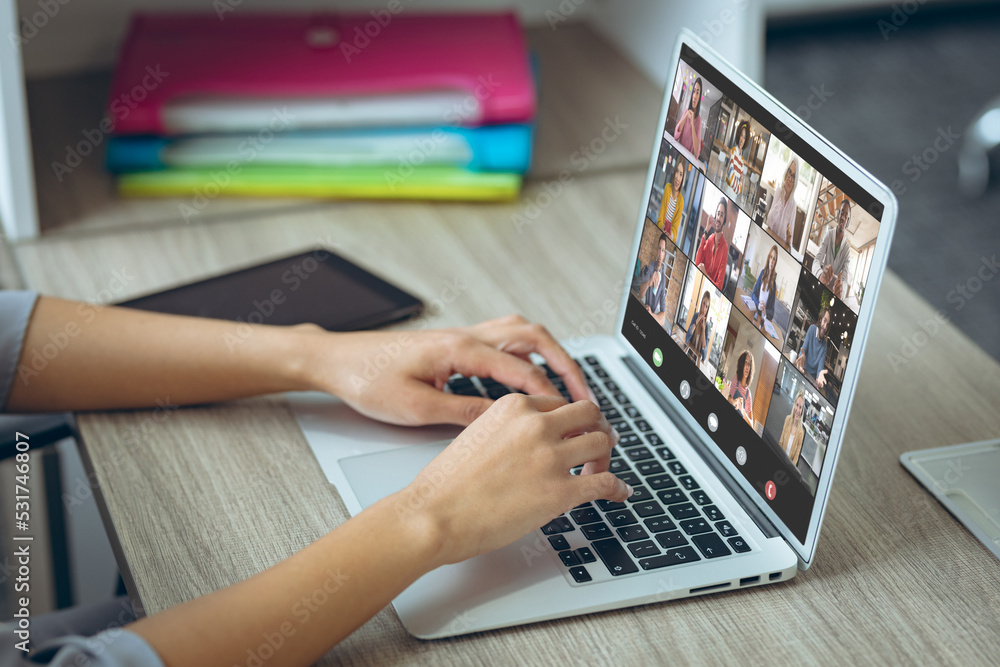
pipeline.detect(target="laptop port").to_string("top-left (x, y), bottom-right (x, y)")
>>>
top-left (769, 572), bottom-right (782, 581)
top-left (740, 576), bottom-right (759, 586)
top-left (690, 582), bottom-right (731, 594)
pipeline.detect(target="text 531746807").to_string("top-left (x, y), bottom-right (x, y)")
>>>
top-left (11, 432), bottom-right (32, 653)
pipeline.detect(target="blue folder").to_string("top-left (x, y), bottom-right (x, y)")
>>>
top-left (106, 125), bottom-right (533, 174)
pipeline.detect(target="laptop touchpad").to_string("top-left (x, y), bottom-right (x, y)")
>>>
top-left (340, 442), bottom-right (451, 509)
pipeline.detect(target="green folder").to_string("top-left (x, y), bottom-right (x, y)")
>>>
top-left (118, 165), bottom-right (522, 201)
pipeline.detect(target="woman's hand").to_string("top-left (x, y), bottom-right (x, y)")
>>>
top-left (675, 109), bottom-right (691, 138)
top-left (387, 394), bottom-right (629, 567)
top-left (129, 393), bottom-right (626, 667)
top-left (302, 314), bottom-right (593, 426)
top-left (683, 109), bottom-right (693, 130)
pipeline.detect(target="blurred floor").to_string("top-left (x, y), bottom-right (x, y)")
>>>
top-left (765, 3), bottom-right (1000, 361)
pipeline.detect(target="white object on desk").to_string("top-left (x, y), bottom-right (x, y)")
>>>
top-left (0, 0), bottom-right (38, 241)
top-left (764, 318), bottom-right (778, 339)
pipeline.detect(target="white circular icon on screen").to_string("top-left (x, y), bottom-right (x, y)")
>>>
top-left (680, 380), bottom-right (691, 400)
top-left (707, 413), bottom-right (718, 432)
top-left (736, 446), bottom-right (747, 466)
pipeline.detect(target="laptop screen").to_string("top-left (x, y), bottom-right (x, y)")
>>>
top-left (622, 44), bottom-right (883, 542)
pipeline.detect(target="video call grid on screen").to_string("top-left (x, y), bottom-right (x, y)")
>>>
top-left (625, 44), bottom-right (883, 540)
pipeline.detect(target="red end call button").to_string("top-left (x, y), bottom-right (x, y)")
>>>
top-left (765, 480), bottom-right (776, 500)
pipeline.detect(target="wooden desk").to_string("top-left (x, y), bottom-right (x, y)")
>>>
top-left (10, 24), bottom-right (1000, 666)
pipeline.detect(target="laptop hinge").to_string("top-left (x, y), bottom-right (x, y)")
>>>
top-left (622, 356), bottom-right (781, 540)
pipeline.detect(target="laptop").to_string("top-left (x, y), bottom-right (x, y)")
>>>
top-left (287, 29), bottom-right (897, 638)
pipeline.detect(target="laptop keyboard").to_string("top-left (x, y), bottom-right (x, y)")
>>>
top-left (444, 355), bottom-right (752, 585)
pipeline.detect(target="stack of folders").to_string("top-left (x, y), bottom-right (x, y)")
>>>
top-left (106, 12), bottom-right (536, 201)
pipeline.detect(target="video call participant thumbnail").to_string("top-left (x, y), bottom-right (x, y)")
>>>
top-left (631, 223), bottom-right (688, 330)
top-left (779, 390), bottom-right (806, 466)
top-left (795, 306), bottom-right (831, 389)
top-left (752, 245), bottom-right (779, 324)
top-left (813, 200), bottom-right (851, 299)
top-left (807, 182), bottom-right (880, 315)
top-left (664, 60), bottom-right (722, 167)
top-left (694, 184), bottom-right (739, 291)
top-left (656, 149), bottom-right (700, 244)
top-left (729, 348), bottom-right (756, 425)
top-left (782, 271), bottom-right (858, 408)
top-left (685, 289), bottom-right (712, 364)
top-left (674, 75), bottom-right (705, 158)
top-left (658, 158), bottom-right (687, 242)
top-left (669, 262), bottom-right (730, 380)
top-left (633, 229), bottom-right (670, 317)
top-left (645, 141), bottom-right (705, 256)
top-left (705, 101), bottom-right (771, 219)
top-left (733, 222), bottom-right (799, 350)
top-left (721, 209), bottom-right (751, 302)
top-left (715, 309), bottom-right (780, 431)
top-left (725, 120), bottom-right (750, 198)
top-left (755, 136), bottom-right (819, 261)
top-left (762, 359), bottom-right (836, 496)
top-left (764, 157), bottom-right (799, 250)
top-left (711, 108), bottom-right (771, 215)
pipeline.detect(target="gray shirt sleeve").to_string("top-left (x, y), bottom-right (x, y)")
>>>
top-left (0, 628), bottom-right (163, 667)
top-left (0, 291), bottom-right (38, 412)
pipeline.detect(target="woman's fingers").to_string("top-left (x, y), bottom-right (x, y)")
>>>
top-left (447, 338), bottom-right (563, 399)
top-left (402, 381), bottom-right (495, 426)
top-left (546, 400), bottom-right (614, 440)
top-left (563, 431), bottom-right (614, 476)
top-left (569, 471), bottom-right (632, 506)
top-left (468, 319), bottom-right (592, 404)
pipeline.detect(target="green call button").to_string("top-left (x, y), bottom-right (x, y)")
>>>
top-left (652, 348), bottom-right (663, 367)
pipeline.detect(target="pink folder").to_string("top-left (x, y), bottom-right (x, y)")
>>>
top-left (109, 11), bottom-right (536, 135)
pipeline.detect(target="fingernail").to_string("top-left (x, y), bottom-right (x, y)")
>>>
top-left (624, 483), bottom-right (634, 498)
top-left (612, 428), bottom-right (620, 444)
top-left (587, 387), bottom-right (598, 405)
